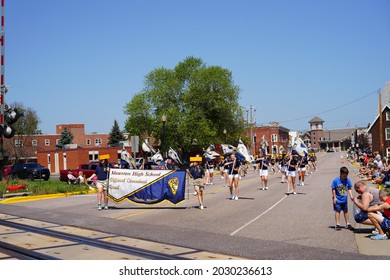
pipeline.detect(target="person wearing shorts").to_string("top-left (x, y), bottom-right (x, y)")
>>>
top-left (351, 180), bottom-right (380, 226)
top-left (223, 155), bottom-right (231, 187)
top-left (367, 188), bottom-right (390, 240)
top-left (298, 155), bottom-right (308, 186)
top-left (87, 157), bottom-right (110, 211)
top-left (286, 153), bottom-right (298, 195)
top-left (225, 153), bottom-right (240, 200)
top-left (205, 159), bottom-right (214, 185)
top-left (280, 153), bottom-right (288, 183)
top-left (331, 166), bottom-right (354, 231)
top-left (256, 150), bottom-right (269, 190)
top-left (189, 161), bottom-right (205, 210)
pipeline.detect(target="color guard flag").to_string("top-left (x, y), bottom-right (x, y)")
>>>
top-left (107, 169), bottom-right (186, 205)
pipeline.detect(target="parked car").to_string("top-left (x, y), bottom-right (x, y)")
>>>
top-left (59, 161), bottom-right (117, 182)
top-left (11, 162), bottom-right (50, 181)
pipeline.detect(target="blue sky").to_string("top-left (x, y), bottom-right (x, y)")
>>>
top-left (4, 0), bottom-right (390, 134)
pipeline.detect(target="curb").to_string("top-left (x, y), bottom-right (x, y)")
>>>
top-left (0, 190), bottom-right (97, 204)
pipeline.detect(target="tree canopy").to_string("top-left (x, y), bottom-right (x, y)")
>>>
top-left (124, 56), bottom-right (246, 155)
top-left (108, 120), bottom-right (126, 147)
top-left (57, 128), bottom-right (74, 149)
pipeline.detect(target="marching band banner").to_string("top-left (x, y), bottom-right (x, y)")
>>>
top-left (107, 169), bottom-right (186, 205)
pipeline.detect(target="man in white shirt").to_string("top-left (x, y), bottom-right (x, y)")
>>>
top-left (67, 169), bottom-right (77, 185)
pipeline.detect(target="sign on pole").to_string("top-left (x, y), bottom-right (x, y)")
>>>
top-left (130, 135), bottom-right (139, 160)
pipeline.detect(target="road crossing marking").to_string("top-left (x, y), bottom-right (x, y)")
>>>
top-left (229, 195), bottom-right (288, 236)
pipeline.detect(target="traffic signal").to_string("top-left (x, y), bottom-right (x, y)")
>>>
top-left (1, 106), bottom-right (23, 138)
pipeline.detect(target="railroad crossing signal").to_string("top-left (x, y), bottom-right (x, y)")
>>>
top-left (0, 105), bottom-right (23, 138)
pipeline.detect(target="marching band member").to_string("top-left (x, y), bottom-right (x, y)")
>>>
top-left (204, 158), bottom-right (215, 185)
top-left (223, 155), bottom-right (231, 187)
top-left (309, 152), bottom-right (318, 173)
top-left (256, 149), bottom-right (269, 190)
top-left (280, 153), bottom-right (288, 183)
top-left (218, 156), bottom-right (225, 179)
top-left (298, 154), bottom-right (308, 186)
top-left (189, 160), bottom-right (206, 210)
top-left (225, 153), bottom-right (241, 200)
top-left (286, 152), bottom-right (299, 195)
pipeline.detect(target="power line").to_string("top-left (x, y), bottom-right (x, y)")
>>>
top-left (278, 89), bottom-right (378, 124)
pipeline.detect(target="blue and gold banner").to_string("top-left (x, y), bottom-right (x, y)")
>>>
top-left (107, 169), bottom-right (186, 205)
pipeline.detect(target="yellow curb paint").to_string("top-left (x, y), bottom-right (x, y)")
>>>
top-left (0, 190), bottom-right (97, 204)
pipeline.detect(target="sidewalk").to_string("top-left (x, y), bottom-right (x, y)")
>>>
top-left (354, 225), bottom-right (390, 256)
top-left (349, 160), bottom-right (390, 257)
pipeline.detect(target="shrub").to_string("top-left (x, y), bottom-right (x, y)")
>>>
top-left (0, 178), bottom-right (88, 196)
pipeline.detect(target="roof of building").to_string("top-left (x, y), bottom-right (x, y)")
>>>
top-left (367, 104), bottom-right (390, 133)
top-left (308, 116), bottom-right (324, 123)
top-left (320, 128), bottom-right (357, 142)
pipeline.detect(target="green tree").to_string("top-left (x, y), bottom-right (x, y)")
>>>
top-left (57, 128), bottom-right (74, 149)
top-left (108, 120), bottom-right (126, 147)
top-left (124, 56), bottom-right (245, 155)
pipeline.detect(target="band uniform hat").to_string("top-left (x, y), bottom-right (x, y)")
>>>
top-left (190, 156), bottom-right (203, 162)
top-left (99, 154), bottom-right (110, 160)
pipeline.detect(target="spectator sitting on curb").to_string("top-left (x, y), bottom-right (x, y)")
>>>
top-left (351, 181), bottom-right (381, 229)
top-left (367, 188), bottom-right (390, 240)
top-left (381, 170), bottom-right (390, 188)
top-left (67, 169), bottom-right (77, 185)
top-left (77, 171), bottom-right (85, 185)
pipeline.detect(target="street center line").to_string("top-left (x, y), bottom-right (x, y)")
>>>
top-left (229, 195), bottom-right (288, 236)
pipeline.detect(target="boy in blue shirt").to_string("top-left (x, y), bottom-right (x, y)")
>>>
top-left (331, 166), bottom-right (354, 231)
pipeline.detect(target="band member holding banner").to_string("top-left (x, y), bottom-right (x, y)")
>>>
top-left (189, 160), bottom-right (206, 210)
top-left (88, 155), bottom-right (110, 210)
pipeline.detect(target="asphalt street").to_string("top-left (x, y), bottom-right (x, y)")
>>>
top-left (0, 152), bottom-right (389, 260)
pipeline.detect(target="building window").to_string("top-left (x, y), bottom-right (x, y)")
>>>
top-left (45, 139), bottom-right (50, 146)
top-left (386, 128), bottom-right (390, 140)
top-left (56, 139), bottom-right (60, 146)
top-left (32, 140), bottom-right (38, 146)
top-left (15, 140), bottom-right (23, 147)
top-left (89, 151), bottom-right (99, 161)
top-left (95, 138), bottom-right (102, 146)
top-left (271, 134), bottom-right (277, 142)
top-left (386, 112), bottom-right (390, 121)
top-left (86, 139), bottom-right (91, 146)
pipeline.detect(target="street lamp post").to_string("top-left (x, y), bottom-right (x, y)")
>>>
top-left (223, 129), bottom-right (227, 143)
top-left (162, 114), bottom-right (166, 158)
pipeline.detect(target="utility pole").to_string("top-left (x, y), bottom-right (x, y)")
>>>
top-left (379, 89), bottom-right (384, 157)
top-left (243, 105), bottom-right (257, 154)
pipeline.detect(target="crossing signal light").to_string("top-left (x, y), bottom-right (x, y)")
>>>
top-left (5, 108), bottom-right (23, 125)
top-left (1, 107), bottom-right (23, 138)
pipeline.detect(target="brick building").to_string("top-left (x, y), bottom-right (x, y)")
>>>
top-left (249, 122), bottom-right (290, 156)
top-left (368, 105), bottom-right (390, 157)
top-left (4, 124), bottom-right (132, 174)
top-left (307, 116), bottom-right (362, 152)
